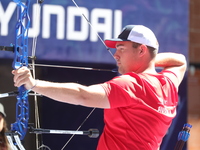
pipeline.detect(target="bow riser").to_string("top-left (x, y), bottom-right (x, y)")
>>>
top-left (13, 0), bottom-right (30, 69)
top-left (11, 0), bottom-right (31, 141)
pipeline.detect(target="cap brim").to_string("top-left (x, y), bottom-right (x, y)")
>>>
top-left (105, 38), bottom-right (129, 48)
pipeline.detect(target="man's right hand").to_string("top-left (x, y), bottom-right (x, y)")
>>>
top-left (12, 66), bottom-right (36, 90)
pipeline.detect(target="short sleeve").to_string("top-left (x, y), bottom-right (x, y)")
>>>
top-left (100, 74), bottom-right (144, 108)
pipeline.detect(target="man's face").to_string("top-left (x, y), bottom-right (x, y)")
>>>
top-left (114, 41), bottom-right (141, 74)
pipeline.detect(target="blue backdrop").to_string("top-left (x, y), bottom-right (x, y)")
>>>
top-left (0, 0), bottom-right (188, 63)
top-left (0, 0), bottom-right (189, 150)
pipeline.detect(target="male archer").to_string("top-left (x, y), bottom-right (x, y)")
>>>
top-left (12, 25), bottom-right (186, 150)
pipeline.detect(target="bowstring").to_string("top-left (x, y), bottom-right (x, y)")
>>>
top-left (31, 0), bottom-right (43, 149)
top-left (61, 108), bottom-right (96, 150)
top-left (61, 1), bottom-right (116, 149)
top-left (71, 0), bottom-right (115, 60)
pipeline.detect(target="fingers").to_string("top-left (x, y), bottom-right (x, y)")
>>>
top-left (12, 66), bottom-right (34, 89)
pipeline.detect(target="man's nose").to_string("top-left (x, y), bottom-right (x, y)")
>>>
top-left (113, 51), bottom-right (119, 61)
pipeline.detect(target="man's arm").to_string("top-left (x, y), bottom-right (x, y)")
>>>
top-left (12, 67), bottom-right (110, 109)
top-left (155, 52), bottom-right (187, 85)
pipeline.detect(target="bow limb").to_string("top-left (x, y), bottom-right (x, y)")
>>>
top-left (29, 0), bottom-right (44, 149)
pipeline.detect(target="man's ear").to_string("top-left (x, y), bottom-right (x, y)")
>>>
top-left (139, 44), bottom-right (147, 57)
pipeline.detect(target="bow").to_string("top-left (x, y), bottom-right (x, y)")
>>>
top-left (1, 0), bottom-right (116, 149)
top-left (11, 0), bottom-right (44, 149)
top-left (11, 0), bottom-right (30, 141)
top-left (0, 0), bottom-right (31, 149)
top-left (0, 0), bottom-right (41, 148)
top-left (3, 0), bottom-right (45, 149)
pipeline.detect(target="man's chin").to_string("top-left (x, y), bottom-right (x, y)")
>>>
top-left (118, 68), bottom-right (124, 74)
